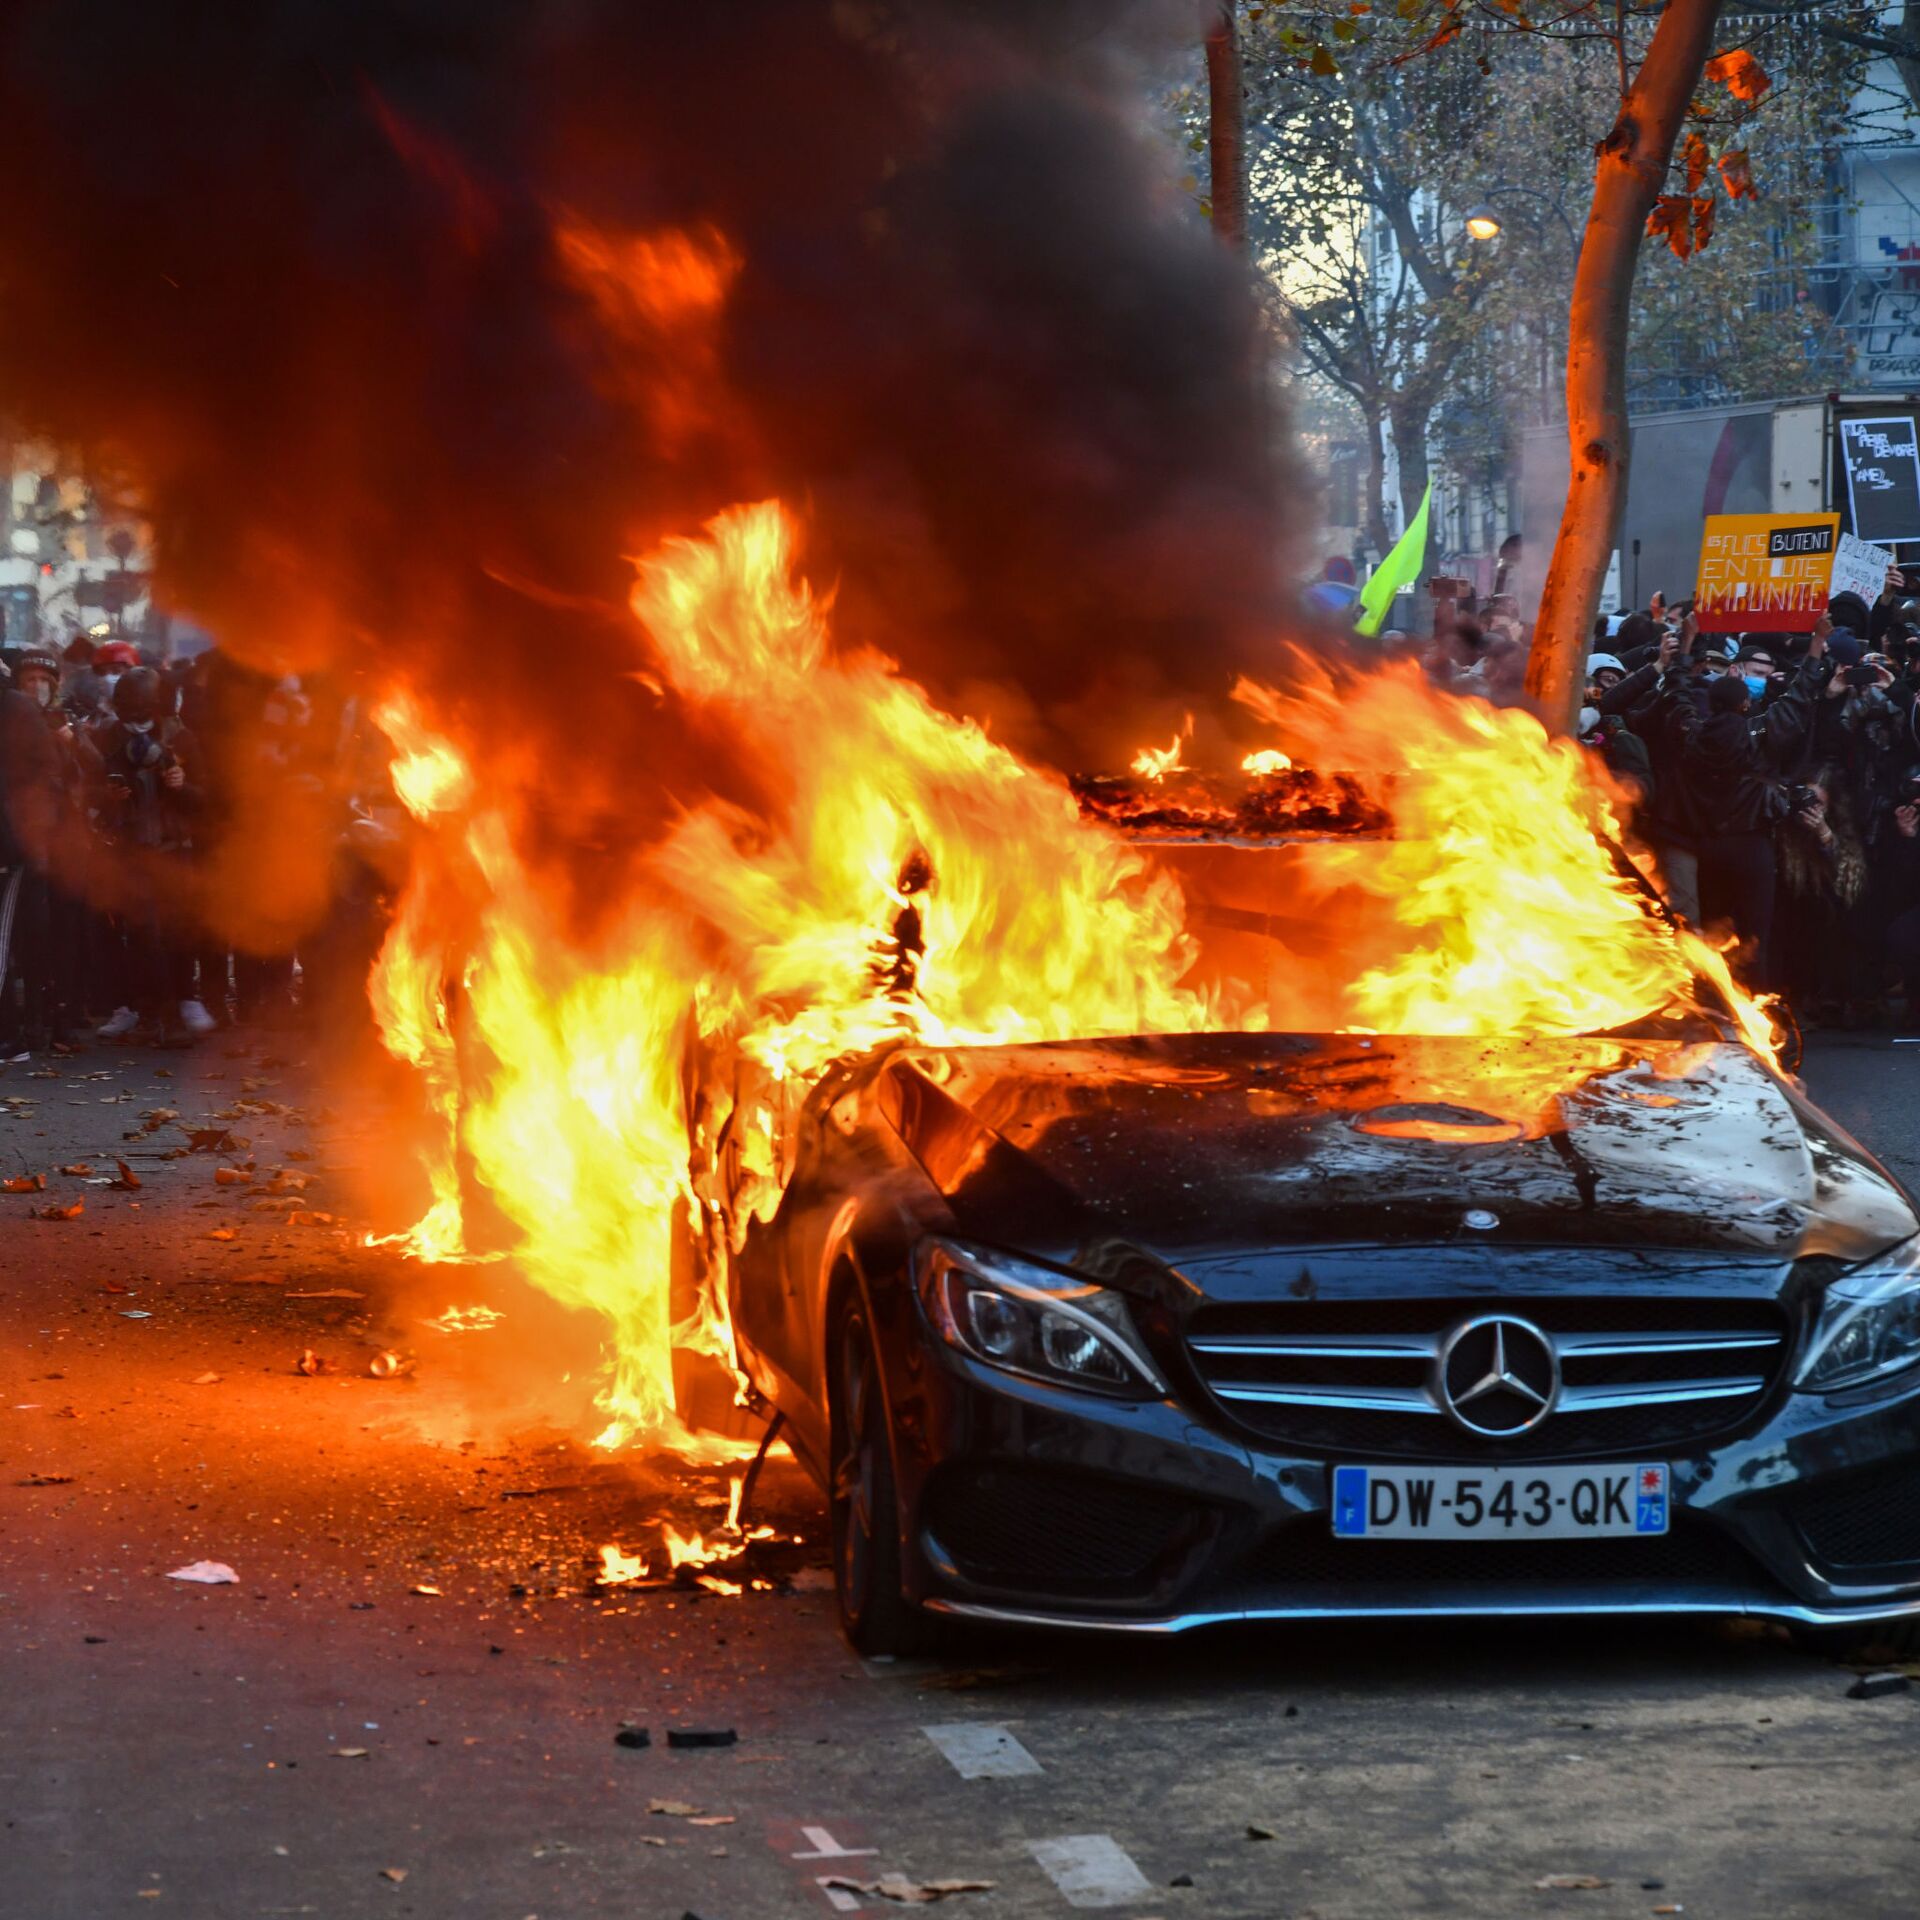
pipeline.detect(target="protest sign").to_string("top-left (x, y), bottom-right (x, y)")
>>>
top-left (1829, 531), bottom-right (1896, 609)
top-left (1840, 416), bottom-right (1920, 546)
top-left (1694, 513), bottom-right (1840, 633)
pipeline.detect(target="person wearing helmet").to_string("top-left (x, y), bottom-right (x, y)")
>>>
top-left (1585, 651), bottom-right (1626, 697)
top-left (91, 668), bottom-right (216, 1042)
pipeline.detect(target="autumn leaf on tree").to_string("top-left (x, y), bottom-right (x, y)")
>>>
top-left (1683, 133), bottom-right (1709, 194)
top-left (1703, 49), bottom-right (1771, 102)
top-left (1692, 194), bottom-right (1716, 253)
top-left (1718, 149), bottom-right (1756, 200)
top-left (1309, 43), bottom-right (1340, 74)
top-left (1646, 195), bottom-right (1694, 260)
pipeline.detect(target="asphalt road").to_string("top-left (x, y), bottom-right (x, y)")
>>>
top-left (4, 1029), bottom-right (1920, 1920)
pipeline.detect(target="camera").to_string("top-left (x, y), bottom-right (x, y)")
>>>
top-left (1789, 784), bottom-right (1821, 814)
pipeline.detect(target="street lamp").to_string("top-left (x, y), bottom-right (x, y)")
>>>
top-left (1461, 185), bottom-right (1578, 249)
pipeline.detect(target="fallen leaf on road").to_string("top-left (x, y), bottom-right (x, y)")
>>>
top-left (333, 1747), bottom-right (371, 1759)
top-left (3, 1173), bottom-right (46, 1192)
top-left (18, 1472), bottom-right (74, 1485)
top-left (136, 1108), bottom-right (178, 1134)
top-left (688, 1816), bottom-right (736, 1827)
top-left (409, 1583), bottom-right (442, 1597)
top-left (215, 1166), bottom-right (251, 1185)
top-left (822, 1876), bottom-right (996, 1904)
top-left (1247, 1824), bottom-right (1277, 1841)
top-left (647, 1800), bottom-right (706, 1818)
top-left (207, 1228), bottom-right (236, 1241)
top-left (167, 1561), bottom-right (238, 1584)
top-left (1534, 1876), bottom-right (1613, 1891)
top-left (640, 1835), bottom-right (667, 1848)
top-left (58, 1163), bottom-right (93, 1176)
top-left (295, 1349), bottom-right (328, 1375)
top-left (191, 1372), bottom-right (221, 1385)
top-left (111, 1159), bottom-right (142, 1190)
top-left (186, 1129), bottom-right (241, 1153)
top-left (36, 1202), bottom-right (83, 1220)
top-left (378, 1867), bottom-right (408, 1884)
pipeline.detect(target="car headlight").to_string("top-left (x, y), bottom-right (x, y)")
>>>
top-left (1798, 1237), bottom-right (1920, 1391)
top-left (917, 1239), bottom-right (1166, 1398)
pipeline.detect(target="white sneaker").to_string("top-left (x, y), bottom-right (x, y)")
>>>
top-left (96, 1007), bottom-right (139, 1039)
top-left (178, 998), bottom-right (217, 1037)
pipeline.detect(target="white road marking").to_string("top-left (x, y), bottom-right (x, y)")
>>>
top-left (817, 1877), bottom-right (866, 1911)
top-left (790, 1825), bottom-right (879, 1861)
top-left (923, 1722), bottom-right (1042, 1779)
top-left (1030, 1834), bottom-right (1153, 1908)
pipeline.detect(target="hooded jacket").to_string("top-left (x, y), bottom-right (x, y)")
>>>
top-left (1657, 655), bottom-right (1826, 837)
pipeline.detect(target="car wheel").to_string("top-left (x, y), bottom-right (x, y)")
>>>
top-left (1791, 1616), bottom-right (1920, 1664)
top-left (830, 1297), bottom-right (930, 1655)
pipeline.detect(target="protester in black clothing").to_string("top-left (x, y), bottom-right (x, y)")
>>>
top-left (1658, 625), bottom-right (1828, 977)
top-left (90, 668), bottom-right (216, 1041)
top-left (0, 669), bottom-right (66, 1047)
top-left (1777, 765), bottom-right (1877, 1021)
top-left (1882, 792), bottom-right (1920, 1000)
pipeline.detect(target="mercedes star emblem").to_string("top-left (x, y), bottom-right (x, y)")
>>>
top-left (1435, 1313), bottom-right (1560, 1436)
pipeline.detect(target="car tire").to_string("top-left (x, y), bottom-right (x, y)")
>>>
top-left (1791, 1616), bottom-right (1920, 1664)
top-left (829, 1296), bottom-right (932, 1656)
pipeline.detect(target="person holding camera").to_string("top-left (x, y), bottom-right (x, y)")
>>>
top-left (90, 668), bottom-right (216, 1042)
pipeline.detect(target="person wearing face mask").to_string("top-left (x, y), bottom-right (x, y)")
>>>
top-left (1656, 624), bottom-right (1831, 980)
top-left (90, 668), bottom-right (214, 1042)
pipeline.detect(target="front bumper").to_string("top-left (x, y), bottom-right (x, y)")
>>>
top-left (892, 1342), bottom-right (1920, 1635)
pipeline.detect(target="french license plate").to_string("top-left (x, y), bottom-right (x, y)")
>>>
top-left (1331, 1463), bottom-right (1669, 1540)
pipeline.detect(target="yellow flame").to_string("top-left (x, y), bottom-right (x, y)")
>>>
top-left (597, 1543), bottom-right (650, 1586)
top-left (1241, 748), bottom-right (1292, 775)
top-left (1130, 714), bottom-right (1192, 783)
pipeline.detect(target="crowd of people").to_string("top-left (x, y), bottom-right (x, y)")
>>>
top-left (0, 634), bottom-right (394, 1054)
top-left (1416, 571), bottom-right (1920, 1025)
top-left (4, 568), bottom-right (1920, 1055)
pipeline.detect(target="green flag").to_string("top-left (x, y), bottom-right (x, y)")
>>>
top-left (1355, 482), bottom-right (1431, 636)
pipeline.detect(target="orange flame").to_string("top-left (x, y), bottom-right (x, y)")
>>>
top-left (1241, 748), bottom-right (1292, 776)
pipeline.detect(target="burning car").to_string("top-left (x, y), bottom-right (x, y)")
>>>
top-left (725, 972), bottom-right (1920, 1658)
top-left (368, 505), bottom-right (1920, 1660)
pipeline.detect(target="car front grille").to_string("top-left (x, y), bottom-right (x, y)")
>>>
top-left (1792, 1470), bottom-right (1920, 1573)
top-left (1242, 1515), bottom-right (1783, 1597)
top-left (1185, 1295), bottom-right (1792, 1460)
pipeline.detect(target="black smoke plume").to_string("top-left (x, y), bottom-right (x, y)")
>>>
top-left (0, 0), bottom-right (1298, 939)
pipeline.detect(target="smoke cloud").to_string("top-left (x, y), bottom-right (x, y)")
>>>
top-left (0, 0), bottom-right (1299, 938)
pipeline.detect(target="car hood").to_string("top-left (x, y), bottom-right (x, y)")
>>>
top-left (877, 1030), bottom-right (1916, 1266)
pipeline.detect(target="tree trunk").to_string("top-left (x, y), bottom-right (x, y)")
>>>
top-left (1525, 0), bottom-right (1725, 729)
top-left (1362, 400), bottom-right (1392, 559)
top-left (1205, 2), bottom-right (1247, 254)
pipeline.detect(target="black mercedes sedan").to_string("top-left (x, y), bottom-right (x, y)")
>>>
top-left (725, 1020), bottom-right (1920, 1657)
